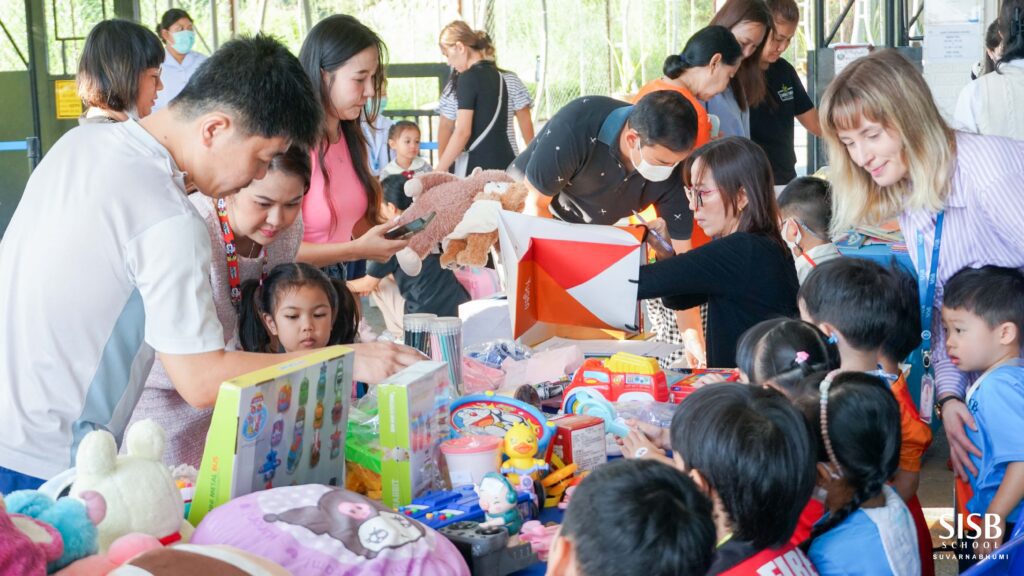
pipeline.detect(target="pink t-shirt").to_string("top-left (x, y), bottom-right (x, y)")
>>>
top-left (302, 138), bottom-right (369, 244)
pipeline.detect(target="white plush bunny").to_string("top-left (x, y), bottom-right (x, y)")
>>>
top-left (70, 419), bottom-right (193, 552)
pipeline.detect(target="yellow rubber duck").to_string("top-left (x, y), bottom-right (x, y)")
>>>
top-left (500, 422), bottom-right (549, 485)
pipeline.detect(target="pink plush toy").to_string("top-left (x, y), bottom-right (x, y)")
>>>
top-left (392, 168), bottom-right (514, 276)
top-left (1, 492), bottom-right (54, 575)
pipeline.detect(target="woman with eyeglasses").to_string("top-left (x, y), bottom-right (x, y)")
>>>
top-left (637, 137), bottom-right (799, 368)
top-left (77, 19), bottom-right (164, 124)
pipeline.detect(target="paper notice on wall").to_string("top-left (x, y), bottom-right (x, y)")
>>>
top-left (834, 45), bottom-right (872, 75)
top-left (925, 0), bottom-right (982, 24)
top-left (924, 23), bottom-right (983, 65)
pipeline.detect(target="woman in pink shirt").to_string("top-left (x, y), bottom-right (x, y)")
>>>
top-left (297, 14), bottom-right (407, 275)
top-left (820, 49), bottom-right (1024, 483)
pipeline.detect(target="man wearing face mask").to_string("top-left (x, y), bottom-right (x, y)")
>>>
top-left (153, 8), bottom-right (208, 111)
top-left (776, 176), bottom-right (841, 284)
top-left (510, 91), bottom-right (698, 248)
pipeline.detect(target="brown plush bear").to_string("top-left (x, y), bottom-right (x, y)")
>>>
top-left (440, 181), bottom-right (528, 269)
top-left (392, 168), bottom-right (514, 277)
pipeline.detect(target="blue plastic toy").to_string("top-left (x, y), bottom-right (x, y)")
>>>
top-left (396, 484), bottom-right (537, 531)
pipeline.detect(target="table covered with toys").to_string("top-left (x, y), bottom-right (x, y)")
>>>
top-left (2, 325), bottom-right (735, 575)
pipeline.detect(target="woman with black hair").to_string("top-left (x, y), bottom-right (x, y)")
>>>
top-left (637, 137), bottom-right (799, 368)
top-left (77, 19), bottom-right (164, 124)
top-left (956, 0), bottom-right (1024, 138)
top-left (796, 371), bottom-right (919, 575)
top-left (153, 9), bottom-right (207, 110)
top-left (634, 25), bottom-right (743, 152)
top-left (128, 148), bottom-right (314, 468)
top-left (295, 15), bottom-right (409, 278)
top-left (706, 0), bottom-right (773, 138)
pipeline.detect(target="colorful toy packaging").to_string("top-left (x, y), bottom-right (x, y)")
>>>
top-left (377, 361), bottom-right (453, 508)
top-left (189, 347), bottom-right (353, 525)
top-left (549, 414), bottom-right (607, 472)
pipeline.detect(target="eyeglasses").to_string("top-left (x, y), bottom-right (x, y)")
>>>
top-left (684, 187), bottom-right (719, 208)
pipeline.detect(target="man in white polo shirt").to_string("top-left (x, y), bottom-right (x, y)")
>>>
top-left (0, 34), bottom-right (419, 491)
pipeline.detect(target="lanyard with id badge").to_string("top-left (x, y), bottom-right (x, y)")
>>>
top-left (917, 211), bottom-right (944, 423)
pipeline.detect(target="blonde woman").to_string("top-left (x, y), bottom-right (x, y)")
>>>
top-left (820, 49), bottom-right (1024, 482)
top-left (434, 21), bottom-right (514, 175)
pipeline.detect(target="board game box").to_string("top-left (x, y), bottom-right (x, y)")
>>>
top-left (188, 346), bottom-right (353, 524)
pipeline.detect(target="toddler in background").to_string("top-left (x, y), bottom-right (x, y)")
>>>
top-left (238, 262), bottom-right (360, 353)
top-left (378, 120), bottom-right (432, 180)
top-left (777, 176), bottom-right (841, 284)
top-left (546, 458), bottom-right (716, 576)
top-left (942, 266), bottom-right (1024, 568)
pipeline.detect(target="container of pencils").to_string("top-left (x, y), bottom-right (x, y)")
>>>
top-left (404, 313), bottom-right (436, 356)
top-left (429, 316), bottom-right (464, 394)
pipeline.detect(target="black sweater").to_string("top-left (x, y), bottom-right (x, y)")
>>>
top-left (637, 232), bottom-right (799, 368)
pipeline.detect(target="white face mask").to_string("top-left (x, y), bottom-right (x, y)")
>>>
top-left (630, 141), bottom-right (677, 182)
top-left (782, 218), bottom-right (803, 253)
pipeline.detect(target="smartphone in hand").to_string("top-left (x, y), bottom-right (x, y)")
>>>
top-left (384, 211), bottom-right (436, 240)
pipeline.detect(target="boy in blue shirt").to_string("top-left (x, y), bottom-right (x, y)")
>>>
top-left (942, 265), bottom-right (1024, 566)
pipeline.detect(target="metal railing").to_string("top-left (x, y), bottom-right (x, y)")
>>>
top-left (0, 136), bottom-right (39, 170)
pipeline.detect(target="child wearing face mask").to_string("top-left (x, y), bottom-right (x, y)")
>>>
top-left (777, 177), bottom-right (841, 284)
top-left (238, 262), bottom-right (360, 354)
top-left (795, 371), bottom-right (919, 576)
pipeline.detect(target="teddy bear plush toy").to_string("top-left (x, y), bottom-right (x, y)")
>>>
top-left (440, 180), bottom-right (528, 269)
top-left (391, 168), bottom-right (515, 277)
top-left (70, 419), bottom-right (193, 552)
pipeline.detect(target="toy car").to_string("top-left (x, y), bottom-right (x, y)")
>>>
top-left (562, 352), bottom-right (669, 411)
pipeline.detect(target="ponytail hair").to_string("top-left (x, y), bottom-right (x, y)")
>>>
top-left (795, 371), bottom-right (901, 549)
top-left (440, 20), bottom-right (497, 60)
top-left (664, 25), bottom-right (743, 80)
top-left (735, 318), bottom-right (839, 395)
top-left (330, 279), bottom-right (360, 345)
top-left (238, 262), bottom-right (359, 352)
top-left (998, 0), bottom-right (1024, 67)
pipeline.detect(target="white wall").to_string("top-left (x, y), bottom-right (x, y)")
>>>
top-left (922, 0), bottom-right (1000, 121)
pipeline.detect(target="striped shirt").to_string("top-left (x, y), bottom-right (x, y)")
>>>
top-left (438, 70), bottom-right (533, 154)
top-left (899, 131), bottom-right (1024, 399)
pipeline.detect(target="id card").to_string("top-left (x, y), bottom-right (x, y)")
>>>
top-left (919, 372), bottom-right (935, 424)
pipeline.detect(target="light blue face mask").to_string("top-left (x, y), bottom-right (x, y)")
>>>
top-left (171, 30), bottom-right (195, 55)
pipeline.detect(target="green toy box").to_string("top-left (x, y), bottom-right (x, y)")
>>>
top-left (188, 346), bottom-right (353, 525)
top-left (378, 361), bottom-right (453, 509)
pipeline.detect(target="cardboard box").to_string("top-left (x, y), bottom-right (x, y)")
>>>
top-left (378, 361), bottom-right (453, 509)
top-left (550, 414), bottom-right (607, 471)
top-left (189, 347), bottom-right (353, 525)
